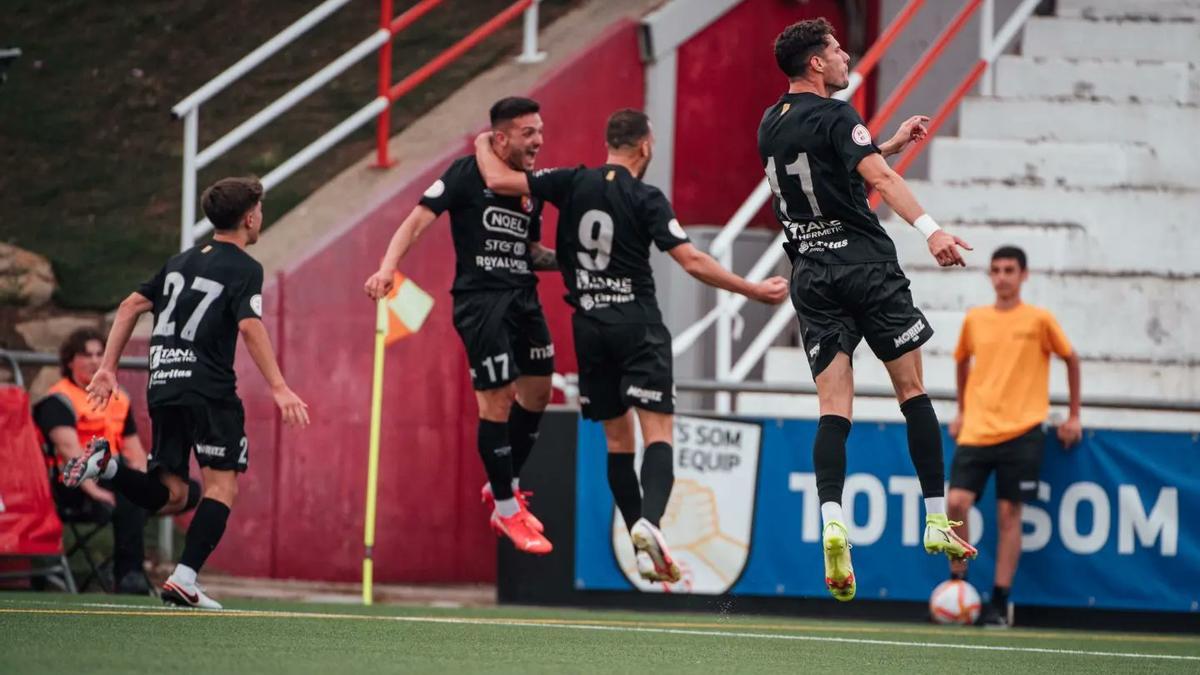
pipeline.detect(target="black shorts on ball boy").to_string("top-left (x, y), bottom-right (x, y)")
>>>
top-left (789, 256), bottom-right (934, 378)
top-left (452, 287), bottom-right (555, 390)
top-left (951, 425), bottom-right (1046, 503)
top-left (572, 315), bottom-right (674, 421)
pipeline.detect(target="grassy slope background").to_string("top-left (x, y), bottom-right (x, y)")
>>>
top-left (0, 0), bottom-right (579, 310)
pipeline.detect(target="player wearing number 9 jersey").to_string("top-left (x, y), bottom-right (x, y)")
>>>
top-left (760, 19), bottom-right (976, 602)
top-left (63, 176), bottom-right (309, 609)
top-left (475, 109), bottom-right (788, 583)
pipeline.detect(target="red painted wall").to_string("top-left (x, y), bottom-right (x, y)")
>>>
top-left (670, 0), bottom-right (848, 227)
top-left (201, 20), bottom-right (644, 583)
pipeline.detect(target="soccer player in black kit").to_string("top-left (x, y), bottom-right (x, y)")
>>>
top-left (760, 19), bottom-right (977, 601)
top-left (364, 97), bottom-right (555, 555)
top-left (474, 109), bottom-right (788, 582)
top-left (64, 176), bottom-right (310, 609)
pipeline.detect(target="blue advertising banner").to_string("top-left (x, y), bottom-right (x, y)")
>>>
top-left (574, 416), bottom-right (1199, 612)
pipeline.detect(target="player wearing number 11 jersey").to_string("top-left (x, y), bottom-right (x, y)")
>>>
top-left (63, 176), bottom-right (310, 609)
top-left (475, 109), bottom-right (788, 583)
top-left (760, 19), bottom-right (976, 602)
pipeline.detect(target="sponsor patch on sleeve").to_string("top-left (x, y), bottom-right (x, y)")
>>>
top-left (423, 179), bottom-right (446, 199)
top-left (851, 124), bottom-right (872, 147)
top-left (668, 218), bottom-right (688, 240)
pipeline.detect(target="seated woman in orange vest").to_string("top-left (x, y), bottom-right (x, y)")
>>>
top-left (34, 328), bottom-right (151, 594)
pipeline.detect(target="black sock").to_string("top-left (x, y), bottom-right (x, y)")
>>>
top-left (813, 415), bottom-right (852, 505)
top-left (179, 498), bottom-right (230, 573)
top-left (478, 419), bottom-right (514, 501)
top-left (607, 453), bottom-right (642, 531)
top-left (110, 463), bottom-right (170, 512)
top-left (508, 403), bottom-right (543, 479)
top-left (900, 394), bottom-right (945, 498)
top-left (992, 585), bottom-right (1010, 609)
top-left (110, 491), bottom-right (147, 581)
top-left (639, 442), bottom-right (674, 527)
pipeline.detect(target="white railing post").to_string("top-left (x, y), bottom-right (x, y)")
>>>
top-left (714, 250), bottom-right (734, 414)
top-left (516, 0), bottom-right (546, 64)
top-left (180, 108), bottom-right (199, 251)
top-left (980, 0), bottom-right (995, 95)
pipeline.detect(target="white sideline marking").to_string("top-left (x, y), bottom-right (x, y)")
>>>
top-left (2, 601), bottom-right (1198, 662)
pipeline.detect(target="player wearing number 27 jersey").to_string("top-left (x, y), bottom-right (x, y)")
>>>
top-left (760, 20), bottom-right (976, 602)
top-left (475, 109), bottom-right (788, 584)
top-left (63, 177), bottom-right (309, 609)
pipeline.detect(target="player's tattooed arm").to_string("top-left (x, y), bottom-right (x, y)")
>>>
top-left (529, 242), bottom-right (558, 271)
top-left (474, 132), bottom-right (531, 196)
top-left (878, 115), bottom-right (929, 158)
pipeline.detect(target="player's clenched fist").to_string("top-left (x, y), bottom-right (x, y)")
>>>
top-left (752, 276), bottom-right (789, 304)
top-left (363, 269), bottom-right (394, 300)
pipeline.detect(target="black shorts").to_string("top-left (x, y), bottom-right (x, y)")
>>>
top-left (951, 426), bottom-right (1045, 503)
top-left (148, 400), bottom-right (248, 476)
top-left (453, 288), bottom-right (554, 390)
top-left (789, 257), bottom-right (933, 378)
top-left (573, 316), bottom-right (674, 421)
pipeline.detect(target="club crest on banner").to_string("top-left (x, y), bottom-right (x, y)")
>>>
top-left (611, 416), bottom-right (762, 594)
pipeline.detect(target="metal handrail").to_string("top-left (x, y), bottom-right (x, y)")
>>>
top-left (675, 379), bottom-right (1200, 414)
top-left (175, 0), bottom-right (545, 250)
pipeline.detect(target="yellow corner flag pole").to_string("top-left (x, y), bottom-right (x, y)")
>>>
top-left (362, 298), bottom-right (387, 606)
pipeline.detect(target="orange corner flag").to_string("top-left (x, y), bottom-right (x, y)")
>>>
top-left (384, 272), bottom-right (434, 346)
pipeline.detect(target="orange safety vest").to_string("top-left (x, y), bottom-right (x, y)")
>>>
top-left (43, 378), bottom-right (133, 462)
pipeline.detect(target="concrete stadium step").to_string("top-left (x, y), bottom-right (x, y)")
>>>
top-left (762, 346), bottom-right (1200, 404)
top-left (901, 181), bottom-right (1199, 266)
top-left (957, 98), bottom-right (1200, 184)
top-left (1023, 17), bottom-right (1200, 61)
top-left (1057, 0), bottom-right (1200, 21)
top-left (993, 55), bottom-right (1196, 104)
top-left (747, 347), bottom-right (1200, 429)
top-left (897, 268), bottom-right (1198, 363)
top-left (927, 138), bottom-right (1158, 188)
top-left (881, 217), bottom-right (1196, 276)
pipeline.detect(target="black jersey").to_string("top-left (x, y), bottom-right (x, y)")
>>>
top-left (758, 92), bottom-right (897, 264)
top-left (136, 241), bottom-right (263, 407)
top-left (419, 156), bottom-right (545, 294)
top-left (527, 164), bottom-right (690, 324)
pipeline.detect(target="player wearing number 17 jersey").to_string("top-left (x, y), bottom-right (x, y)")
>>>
top-left (475, 109), bottom-right (788, 583)
top-left (759, 19), bottom-right (976, 602)
top-left (63, 177), bottom-right (310, 609)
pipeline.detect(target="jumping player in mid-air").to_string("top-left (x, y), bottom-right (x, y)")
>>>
top-left (364, 97), bottom-right (556, 555)
top-left (759, 19), bottom-right (977, 601)
top-left (474, 109), bottom-right (788, 582)
top-left (65, 176), bottom-right (310, 609)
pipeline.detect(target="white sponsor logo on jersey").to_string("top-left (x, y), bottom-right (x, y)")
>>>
top-left (482, 206), bottom-right (530, 238)
top-left (250, 294), bottom-right (263, 317)
top-left (668, 218), bottom-right (688, 240)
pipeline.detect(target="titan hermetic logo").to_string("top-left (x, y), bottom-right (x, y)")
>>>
top-left (612, 416), bottom-right (762, 594)
top-left (482, 206), bottom-right (530, 238)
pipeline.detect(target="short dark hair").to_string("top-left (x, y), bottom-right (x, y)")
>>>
top-left (201, 176), bottom-right (263, 231)
top-left (991, 245), bottom-right (1027, 270)
top-left (774, 18), bottom-right (835, 79)
top-left (59, 327), bottom-right (104, 378)
top-left (489, 97), bottom-right (540, 127)
top-left (606, 108), bottom-right (650, 149)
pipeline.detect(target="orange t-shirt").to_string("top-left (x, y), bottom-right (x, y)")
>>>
top-left (954, 303), bottom-right (1073, 446)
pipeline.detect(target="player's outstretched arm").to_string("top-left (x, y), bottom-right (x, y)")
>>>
top-left (239, 317), bottom-right (310, 427)
top-left (364, 205), bottom-right (438, 300)
top-left (856, 154), bottom-right (972, 267)
top-left (86, 291), bottom-right (153, 410)
top-left (877, 115), bottom-right (929, 158)
top-left (474, 132), bottom-right (530, 196)
top-left (667, 242), bottom-right (788, 304)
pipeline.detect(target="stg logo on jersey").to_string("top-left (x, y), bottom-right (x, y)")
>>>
top-left (482, 207), bottom-right (530, 238)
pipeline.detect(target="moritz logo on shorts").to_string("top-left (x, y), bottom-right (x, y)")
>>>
top-left (195, 444), bottom-right (226, 458)
top-left (893, 319), bottom-right (926, 348)
top-left (626, 385), bottom-right (664, 403)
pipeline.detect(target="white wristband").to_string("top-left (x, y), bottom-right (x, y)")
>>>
top-left (913, 214), bottom-right (941, 240)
